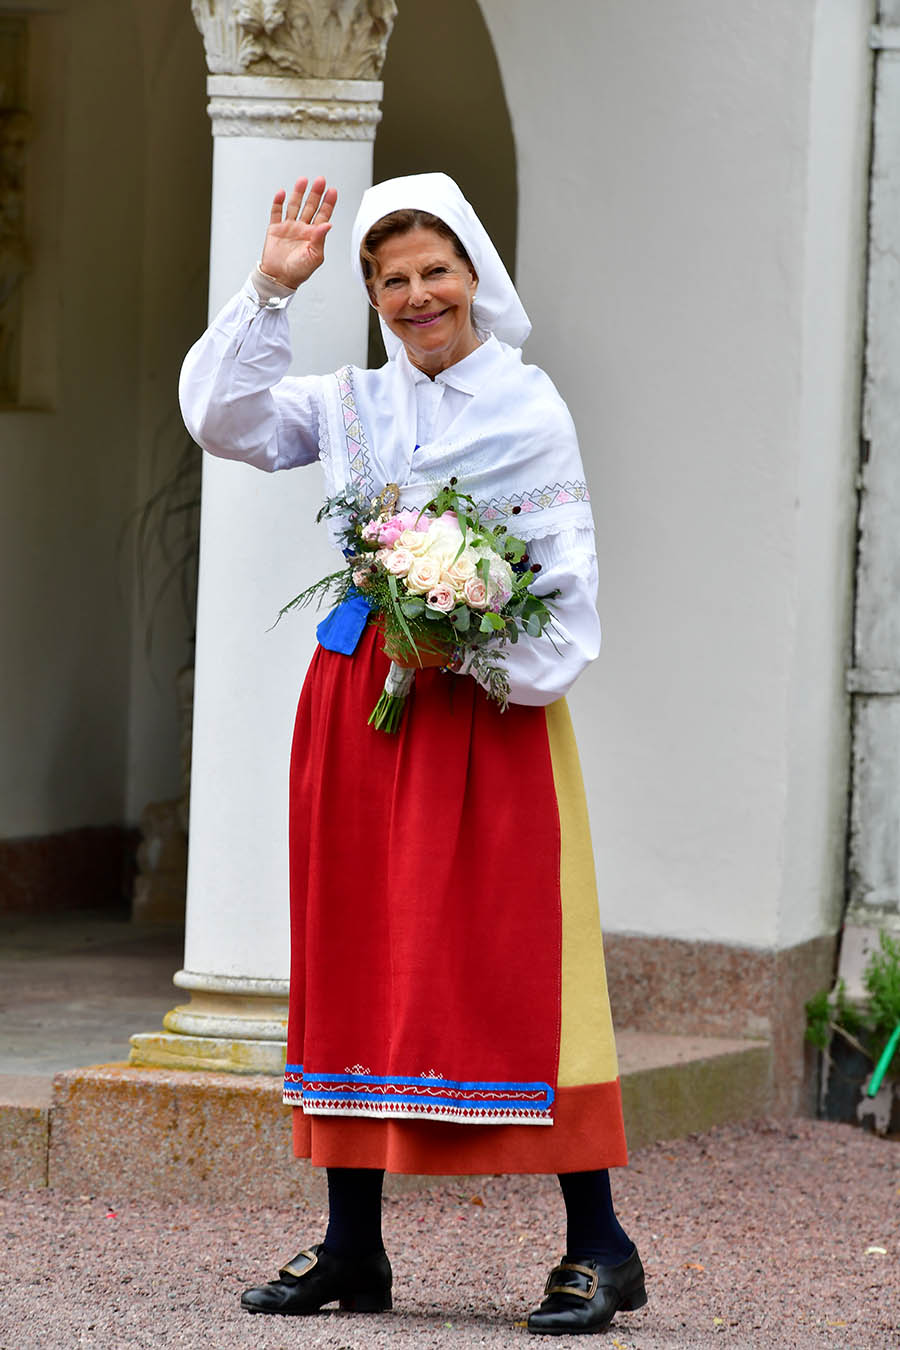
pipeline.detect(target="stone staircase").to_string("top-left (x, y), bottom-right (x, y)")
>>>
top-left (1, 1032), bottom-right (771, 1200)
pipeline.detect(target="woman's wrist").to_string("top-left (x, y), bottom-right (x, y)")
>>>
top-left (251, 264), bottom-right (298, 306)
top-left (258, 262), bottom-right (297, 288)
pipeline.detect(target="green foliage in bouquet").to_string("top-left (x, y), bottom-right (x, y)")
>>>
top-left (277, 480), bottom-right (561, 717)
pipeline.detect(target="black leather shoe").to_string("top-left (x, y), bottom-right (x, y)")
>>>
top-left (240, 1243), bottom-right (392, 1315)
top-left (526, 1246), bottom-right (646, 1335)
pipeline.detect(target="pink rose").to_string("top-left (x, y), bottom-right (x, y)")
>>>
top-left (406, 556), bottom-right (443, 594)
top-left (395, 509), bottom-right (429, 533)
top-left (361, 520), bottom-right (382, 543)
top-left (426, 583), bottom-right (457, 613)
top-left (378, 546), bottom-right (414, 577)
top-left (377, 521), bottom-right (404, 547)
top-left (463, 576), bottom-right (488, 609)
top-left (352, 569), bottom-right (370, 588)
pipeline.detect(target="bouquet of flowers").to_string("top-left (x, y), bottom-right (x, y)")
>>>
top-left (278, 480), bottom-right (559, 732)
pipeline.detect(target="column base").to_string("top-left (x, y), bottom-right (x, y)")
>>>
top-left (129, 970), bottom-right (288, 1076)
top-left (129, 1031), bottom-right (285, 1075)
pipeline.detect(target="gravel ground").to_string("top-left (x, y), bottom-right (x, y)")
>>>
top-left (2, 1118), bottom-right (897, 1350)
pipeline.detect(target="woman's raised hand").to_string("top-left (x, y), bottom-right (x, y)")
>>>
top-left (260, 176), bottom-right (338, 289)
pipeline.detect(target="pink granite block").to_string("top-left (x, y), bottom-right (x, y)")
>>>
top-left (49, 1064), bottom-right (325, 1205)
top-left (604, 932), bottom-right (836, 1114)
top-left (0, 1075), bottom-right (52, 1189)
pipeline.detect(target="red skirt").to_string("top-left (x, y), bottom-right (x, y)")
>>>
top-left (285, 626), bottom-right (627, 1174)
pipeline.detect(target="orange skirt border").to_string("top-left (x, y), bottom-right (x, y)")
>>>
top-left (293, 1079), bottom-right (628, 1174)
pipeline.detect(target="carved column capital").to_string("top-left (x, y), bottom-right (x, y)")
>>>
top-left (191, 1), bottom-right (396, 139)
top-left (191, 0), bottom-right (397, 80)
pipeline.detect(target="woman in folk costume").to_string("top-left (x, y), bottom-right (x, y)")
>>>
top-left (180, 172), bottom-right (646, 1335)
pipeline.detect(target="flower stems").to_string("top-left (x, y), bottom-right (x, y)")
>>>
top-left (368, 690), bottom-right (408, 733)
top-left (368, 661), bottom-right (415, 734)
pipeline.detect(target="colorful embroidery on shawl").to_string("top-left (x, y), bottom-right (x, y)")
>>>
top-left (282, 1064), bottom-right (554, 1125)
top-left (477, 480), bottom-right (591, 522)
top-left (331, 365), bottom-right (587, 525)
top-left (335, 365), bottom-right (375, 499)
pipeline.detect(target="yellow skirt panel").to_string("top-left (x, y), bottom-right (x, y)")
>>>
top-left (546, 698), bottom-right (620, 1089)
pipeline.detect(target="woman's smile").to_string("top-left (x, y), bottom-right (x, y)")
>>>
top-left (405, 309), bottom-right (449, 326)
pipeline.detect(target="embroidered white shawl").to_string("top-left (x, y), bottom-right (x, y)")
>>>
top-left (318, 173), bottom-right (593, 541)
top-left (318, 353), bottom-right (593, 543)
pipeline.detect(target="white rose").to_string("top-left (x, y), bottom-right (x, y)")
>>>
top-left (426, 513), bottom-right (464, 540)
top-left (486, 555), bottom-right (514, 607)
top-left (424, 516), bottom-right (465, 562)
top-left (398, 528), bottom-right (431, 556)
top-left (405, 556), bottom-right (444, 594)
top-left (442, 550), bottom-right (477, 590)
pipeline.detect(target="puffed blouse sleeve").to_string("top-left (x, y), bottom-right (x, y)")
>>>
top-left (179, 275), bottom-right (324, 472)
top-left (495, 527), bottom-right (601, 707)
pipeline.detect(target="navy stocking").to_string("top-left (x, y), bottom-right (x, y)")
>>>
top-left (322, 1166), bottom-right (386, 1258)
top-left (557, 1169), bottom-right (634, 1266)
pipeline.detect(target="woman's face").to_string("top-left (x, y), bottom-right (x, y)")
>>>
top-left (367, 227), bottom-right (479, 377)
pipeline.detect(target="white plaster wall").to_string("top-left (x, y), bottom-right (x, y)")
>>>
top-left (480, 0), bottom-right (871, 947)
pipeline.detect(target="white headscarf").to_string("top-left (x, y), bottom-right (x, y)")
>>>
top-left (349, 172), bottom-right (531, 358)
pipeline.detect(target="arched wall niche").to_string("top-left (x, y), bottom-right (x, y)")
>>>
top-left (369, 0), bottom-right (517, 358)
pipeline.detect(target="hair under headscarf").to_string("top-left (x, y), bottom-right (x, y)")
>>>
top-left (349, 172), bottom-right (531, 358)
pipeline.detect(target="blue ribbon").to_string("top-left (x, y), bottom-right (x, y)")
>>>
top-left (316, 589), bottom-right (372, 655)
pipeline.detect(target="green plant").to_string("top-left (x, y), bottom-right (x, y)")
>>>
top-left (805, 977), bottom-right (865, 1052)
top-left (806, 931), bottom-right (900, 1073)
top-left (864, 931), bottom-right (900, 1060)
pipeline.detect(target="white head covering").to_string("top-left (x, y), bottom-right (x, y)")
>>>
top-left (349, 172), bottom-right (531, 359)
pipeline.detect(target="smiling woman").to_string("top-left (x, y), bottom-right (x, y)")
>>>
top-left (179, 172), bottom-right (643, 1336)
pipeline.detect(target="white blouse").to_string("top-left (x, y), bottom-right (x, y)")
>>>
top-left (179, 273), bottom-right (601, 706)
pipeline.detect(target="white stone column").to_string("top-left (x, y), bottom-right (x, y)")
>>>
top-left (131, 0), bottom-right (396, 1074)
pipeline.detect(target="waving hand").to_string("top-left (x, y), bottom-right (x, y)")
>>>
top-left (260, 176), bottom-right (338, 289)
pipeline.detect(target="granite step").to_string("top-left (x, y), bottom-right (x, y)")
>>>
top-left (1, 1032), bottom-right (771, 1199)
